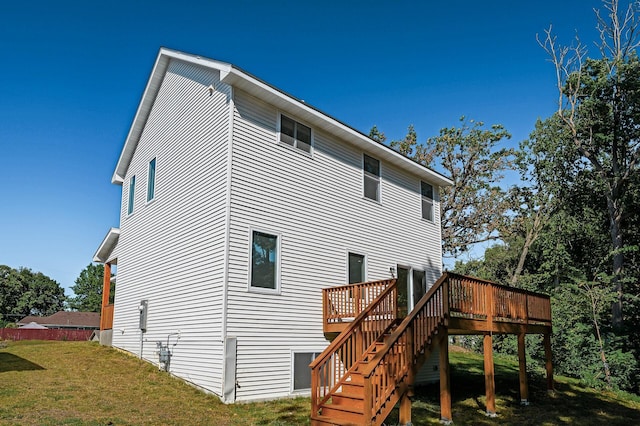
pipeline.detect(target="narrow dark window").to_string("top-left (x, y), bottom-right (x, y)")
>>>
top-left (147, 158), bottom-right (156, 202)
top-left (348, 253), bottom-right (365, 284)
top-left (421, 181), bottom-right (434, 221)
top-left (363, 154), bottom-right (380, 201)
top-left (128, 175), bottom-right (136, 215)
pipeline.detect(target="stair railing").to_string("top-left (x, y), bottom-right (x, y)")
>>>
top-left (360, 273), bottom-right (450, 423)
top-left (310, 279), bottom-right (398, 417)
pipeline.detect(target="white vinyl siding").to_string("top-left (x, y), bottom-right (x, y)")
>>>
top-left (112, 59), bottom-right (231, 398)
top-left (226, 89), bottom-right (443, 401)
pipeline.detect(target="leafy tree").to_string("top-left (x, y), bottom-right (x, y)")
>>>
top-left (0, 265), bottom-right (65, 326)
top-left (68, 263), bottom-right (112, 312)
top-left (539, 0), bottom-right (640, 326)
top-left (374, 118), bottom-right (514, 257)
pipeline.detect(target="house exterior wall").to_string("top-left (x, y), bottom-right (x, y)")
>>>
top-left (225, 89), bottom-right (443, 401)
top-left (112, 58), bottom-right (231, 396)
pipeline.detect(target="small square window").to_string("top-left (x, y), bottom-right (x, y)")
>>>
top-left (250, 231), bottom-right (279, 290)
top-left (421, 181), bottom-right (434, 221)
top-left (363, 154), bottom-right (380, 201)
top-left (127, 175), bottom-right (136, 215)
top-left (280, 114), bottom-right (312, 153)
top-left (147, 158), bottom-right (156, 202)
top-left (293, 352), bottom-right (320, 391)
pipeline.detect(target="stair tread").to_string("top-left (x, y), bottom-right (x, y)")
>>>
top-left (323, 402), bottom-right (364, 414)
top-left (334, 390), bottom-right (364, 400)
top-left (312, 414), bottom-right (362, 426)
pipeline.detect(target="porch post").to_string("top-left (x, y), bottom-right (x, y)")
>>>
top-left (483, 333), bottom-right (496, 416)
top-left (399, 392), bottom-right (412, 426)
top-left (100, 262), bottom-right (111, 331)
top-left (518, 332), bottom-right (529, 404)
top-left (544, 333), bottom-right (554, 391)
top-left (439, 327), bottom-right (452, 423)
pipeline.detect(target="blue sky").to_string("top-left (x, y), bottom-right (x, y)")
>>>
top-left (0, 0), bottom-right (607, 295)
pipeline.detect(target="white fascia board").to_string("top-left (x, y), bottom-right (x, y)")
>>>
top-left (93, 228), bottom-right (120, 263)
top-left (111, 48), bottom-right (233, 185)
top-left (220, 67), bottom-right (453, 187)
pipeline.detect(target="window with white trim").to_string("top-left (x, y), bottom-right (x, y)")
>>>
top-left (147, 158), bottom-right (156, 202)
top-left (293, 352), bottom-right (321, 391)
top-left (348, 252), bottom-right (365, 284)
top-left (127, 175), bottom-right (136, 215)
top-left (363, 154), bottom-right (380, 201)
top-left (250, 231), bottom-right (279, 291)
top-left (421, 181), bottom-right (434, 221)
top-left (279, 114), bottom-right (312, 153)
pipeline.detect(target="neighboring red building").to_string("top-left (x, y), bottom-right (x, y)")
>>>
top-left (17, 312), bottom-right (100, 330)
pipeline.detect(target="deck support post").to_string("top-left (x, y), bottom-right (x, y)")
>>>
top-left (483, 333), bottom-right (496, 416)
top-left (439, 327), bottom-right (452, 423)
top-left (100, 262), bottom-right (111, 331)
top-left (518, 332), bottom-right (529, 404)
top-left (399, 391), bottom-right (412, 426)
top-left (544, 333), bottom-right (554, 392)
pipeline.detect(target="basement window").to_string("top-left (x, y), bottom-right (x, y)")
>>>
top-left (293, 352), bottom-right (321, 391)
top-left (279, 114), bottom-right (312, 154)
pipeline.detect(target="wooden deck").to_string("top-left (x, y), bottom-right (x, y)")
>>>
top-left (312, 272), bottom-right (553, 425)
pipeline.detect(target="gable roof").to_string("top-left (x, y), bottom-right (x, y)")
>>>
top-left (93, 227), bottom-right (120, 263)
top-left (112, 47), bottom-right (453, 188)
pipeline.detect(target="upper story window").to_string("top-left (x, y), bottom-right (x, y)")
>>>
top-left (250, 230), bottom-right (280, 292)
top-left (363, 154), bottom-right (380, 202)
top-left (147, 158), bottom-right (156, 202)
top-left (421, 181), bottom-right (434, 221)
top-left (127, 175), bottom-right (136, 215)
top-left (279, 114), bottom-right (312, 154)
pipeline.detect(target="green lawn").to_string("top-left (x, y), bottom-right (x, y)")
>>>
top-left (0, 340), bottom-right (638, 425)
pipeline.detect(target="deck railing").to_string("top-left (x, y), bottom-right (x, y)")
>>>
top-left (311, 279), bottom-right (397, 416)
top-left (446, 273), bottom-right (552, 325)
top-left (322, 279), bottom-right (394, 332)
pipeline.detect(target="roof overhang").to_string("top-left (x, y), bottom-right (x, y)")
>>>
top-left (112, 47), bottom-right (453, 188)
top-left (93, 227), bottom-right (120, 264)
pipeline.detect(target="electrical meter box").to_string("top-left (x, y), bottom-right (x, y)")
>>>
top-left (139, 299), bottom-right (148, 332)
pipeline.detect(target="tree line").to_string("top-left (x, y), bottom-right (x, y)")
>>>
top-left (0, 263), bottom-right (109, 327)
top-left (372, 0), bottom-right (640, 394)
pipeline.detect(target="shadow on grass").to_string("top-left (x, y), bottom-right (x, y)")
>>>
top-left (386, 353), bottom-right (640, 425)
top-left (0, 353), bottom-right (45, 372)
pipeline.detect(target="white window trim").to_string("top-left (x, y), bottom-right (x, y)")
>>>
top-left (421, 181), bottom-right (435, 223)
top-left (146, 157), bottom-right (157, 204)
top-left (346, 250), bottom-right (367, 284)
top-left (290, 349), bottom-right (323, 394)
top-left (276, 112), bottom-right (314, 157)
top-left (362, 154), bottom-right (382, 204)
top-left (247, 227), bottom-right (282, 295)
top-left (127, 175), bottom-right (136, 217)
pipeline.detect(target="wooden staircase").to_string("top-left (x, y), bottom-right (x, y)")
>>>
top-left (310, 272), bottom-right (553, 425)
top-left (311, 274), bottom-right (450, 426)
